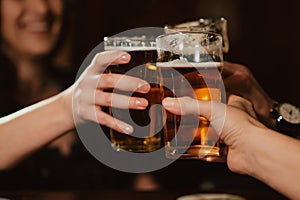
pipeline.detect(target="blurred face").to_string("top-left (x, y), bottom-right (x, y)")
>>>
top-left (1, 0), bottom-right (63, 57)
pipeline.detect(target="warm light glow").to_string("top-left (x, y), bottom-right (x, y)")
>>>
top-left (194, 88), bottom-right (221, 100)
top-left (147, 63), bottom-right (157, 71)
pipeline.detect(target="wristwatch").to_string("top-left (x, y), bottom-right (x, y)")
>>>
top-left (271, 102), bottom-right (300, 139)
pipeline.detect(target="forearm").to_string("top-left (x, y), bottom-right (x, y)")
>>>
top-left (245, 127), bottom-right (300, 199)
top-left (0, 91), bottom-right (74, 170)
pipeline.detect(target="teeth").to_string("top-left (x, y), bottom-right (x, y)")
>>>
top-left (26, 22), bottom-right (49, 32)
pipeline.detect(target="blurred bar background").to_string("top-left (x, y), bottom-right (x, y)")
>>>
top-left (1, 0), bottom-right (299, 199)
top-left (71, 0), bottom-right (299, 196)
top-left (69, 0), bottom-right (299, 197)
top-left (73, 0), bottom-right (300, 105)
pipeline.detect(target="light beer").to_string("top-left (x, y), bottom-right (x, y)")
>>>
top-left (157, 59), bottom-right (226, 160)
top-left (105, 48), bottom-right (164, 152)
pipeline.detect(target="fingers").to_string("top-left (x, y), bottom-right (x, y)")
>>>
top-left (223, 61), bottom-right (250, 78)
top-left (162, 97), bottom-right (195, 115)
top-left (95, 73), bottom-right (151, 110)
top-left (222, 61), bottom-right (255, 101)
top-left (98, 74), bottom-right (150, 93)
top-left (95, 90), bottom-right (148, 109)
top-left (163, 96), bottom-right (227, 138)
top-left (87, 51), bottom-right (131, 74)
top-left (222, 61), bottom-right (235, 78)
top-left (94, 106), bottom-right (133, 134)
top-left (162, 96), bottom-right (215, 120)
top-left (223, 61), bottom-right (276, 128)
top-left (162, 96), bottom-right (226, 132)
top-left (223, 62), bottom-right (253, 91)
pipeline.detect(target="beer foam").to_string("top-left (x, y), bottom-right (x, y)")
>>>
top-left (104, 46), bottom-right (156, 51)
top-left (156, 60), bottom-right (222, 68)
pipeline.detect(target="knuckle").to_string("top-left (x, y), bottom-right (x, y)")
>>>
top-left (92, 54), bottom-right (102, 66)
top-left (102, 74), bottom-right (115, 87)
top-left (79, 107), bottom-right (90, 120)
top-left (235, 64), bottom-right (252, 77)
top-left (103, 94), bottom-right (113, 106)
top-left (232, 66), bottom-right (253, 84)
top-left (97, 113), bottom-right (110, 126)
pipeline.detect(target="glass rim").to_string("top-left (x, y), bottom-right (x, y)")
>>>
top-left (104, 35), bottom-right (157, 50)
top-left (164, 17), bottom-right (227, 29)
top-left (104, 35), bottom-right (156, 42)
top-left (156, 30), bottom-right (222, 41)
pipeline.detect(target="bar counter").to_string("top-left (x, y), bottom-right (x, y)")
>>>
top-left (0, 188), bottom-right (288, 200)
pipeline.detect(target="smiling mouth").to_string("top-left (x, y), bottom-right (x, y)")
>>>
top-left (24, 22), bottom-right (50, 32)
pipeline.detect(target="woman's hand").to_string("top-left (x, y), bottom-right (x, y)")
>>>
top-left (62, 50), bottom-right (150, 134)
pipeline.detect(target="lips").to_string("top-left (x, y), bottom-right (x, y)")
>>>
top-left (24, 22), bottom-right (50, 32)
top-left (19, 14), bottom-right (54, 33)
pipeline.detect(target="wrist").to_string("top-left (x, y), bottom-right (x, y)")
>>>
top-left (242, 126), bottom-right (272, 177)
top-left (55, 87), bottom-right (75, 132)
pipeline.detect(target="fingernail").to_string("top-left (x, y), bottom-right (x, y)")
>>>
top-left (120, 123), bottom-right (133, 134)
top-left (137, 83), bottom-right (150, 92)
top-left (135, 99), bottom-right (148, 107)
top-left (163, 98), bottom-right (174, 107)
top-left (120, 54), bottom-right (129, 61)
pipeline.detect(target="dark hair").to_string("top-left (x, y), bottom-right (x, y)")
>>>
top-left (49, 0), bottom-right (73, 59)
top-left (0, 0), bottom-right (76, 116)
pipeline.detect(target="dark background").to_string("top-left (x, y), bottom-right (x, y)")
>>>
top-left (0, 1), bottom-right (298, 199)
top-left (67, 0), bottom-right (299, 199)
top-left (74, 0), bottom-right (300, 106)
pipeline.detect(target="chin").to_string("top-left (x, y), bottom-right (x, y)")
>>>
top-left (26, 43), bottom-right (57, 57)
top-left (24, 37), bottom-right (58, 55)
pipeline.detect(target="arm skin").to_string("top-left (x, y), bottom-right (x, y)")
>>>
top-left (162, 95), bottom-right (300, 199)
top-left (0, 50), bottom-right (150, 170)
top-left (0, 93), bottom-right (74, 169)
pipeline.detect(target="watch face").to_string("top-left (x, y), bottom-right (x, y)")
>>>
top-left (279, 103), bottom-right (300, 124)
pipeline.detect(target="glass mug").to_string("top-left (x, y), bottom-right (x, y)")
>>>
top-left (156, 31), bottom-right (227, 161)
top-left (164, 17), bottom-right (229, 53)
top-left (104, 36), bottom-right (164, 153)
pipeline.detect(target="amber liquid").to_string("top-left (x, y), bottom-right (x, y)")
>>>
top-left (105, 49), bottom-right (164, 152)
top-left (158, 63), bottom-right (227, 160)
top-left (109, 86), bottom-right (164, 152)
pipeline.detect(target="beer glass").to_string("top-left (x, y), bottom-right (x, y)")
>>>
top-left (156, 31), bottom-right (227, 161)
top-left (104, 36), bottom-right (164, 152)
top-left (164, 17), bottom-right (229, 53)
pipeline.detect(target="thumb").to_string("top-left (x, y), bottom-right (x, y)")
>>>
top-left (162, 96), bottom-right (226, 135)
top-left (87, 50), bottom-right (131, 74)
